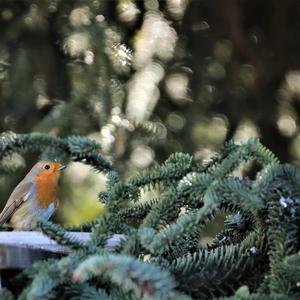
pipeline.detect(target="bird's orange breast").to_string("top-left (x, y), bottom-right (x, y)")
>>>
top-left (34, 172), bottom-right (59, 208)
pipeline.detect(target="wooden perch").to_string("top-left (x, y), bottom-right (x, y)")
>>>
top-left (0, 231), bottom-right (125, 269)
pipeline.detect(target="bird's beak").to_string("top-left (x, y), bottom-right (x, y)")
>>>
top-left (58, 165), bottom-right (66, 170)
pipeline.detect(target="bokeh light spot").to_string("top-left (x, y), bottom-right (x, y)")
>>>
top-left (277, 114), bottom-right (297, 137)
top-left (131, 145), bottom-right (155, 168)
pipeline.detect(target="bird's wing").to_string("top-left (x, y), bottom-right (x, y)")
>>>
top-left (0, 182), bottom-right (34, 226)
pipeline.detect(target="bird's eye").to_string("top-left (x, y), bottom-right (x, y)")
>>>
top-left (44, 164), bottom-right (51, 170)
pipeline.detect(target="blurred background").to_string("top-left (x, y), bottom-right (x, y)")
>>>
top-left (1, 0), bottom-right (300, 226)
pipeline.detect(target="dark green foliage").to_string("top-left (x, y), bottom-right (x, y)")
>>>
top-left (0, 132), bottom-right (112, 172)
top-left (1, 134), bottom-right (300, 299)
top-left (37, 219), bottom-right (85, 251)
top-left (0, 289), bottom-right (14, 300)
top-left (170, 232), bottom-right (266, 299)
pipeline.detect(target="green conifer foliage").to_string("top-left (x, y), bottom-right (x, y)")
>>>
top-left (0, 134), bottom-right (300, 299)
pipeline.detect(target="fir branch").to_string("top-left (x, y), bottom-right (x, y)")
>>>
top-left (37, 219), bottom-right (85, 250)
top-left (139, 205), bottom-right (215, 255)
top-left (59, 135), bottom-right (113, 172)
top-left (64, 283), bottom-right (116, 300)
top-left (177, 172), bottom-right (213, 207)
top-left (19, 269), bottom-right (60, 300)
top-left (0, 132), bottom-right (112, 172)
top-left (267, 195), bottom-right (300, 295)
top-left (118, 231), bottom-right (140, 255)
top-left (203, 178), bottom-right (263, 212)
top-left (90, 214), bottom-right (131, 248)
top-left (0, 132), bottom-right (60, 158)
top-left (253, 164), bottom-right (300, 295)
top-left (197, 141), bottom-right (239, 173)
top-left (141, 188), bottom-right (186, 228)
top-left (102, 153), bottom-right (193, 213)
top-left (208, 213), bottom-right (256, 249)
top-left (170, 233), bottom-right (266, 299)
top-left (211, 139), bottom-right (279, 179)
top-left (104, 181), bottom-right (140, 212)
top-left (128, 153), bottom-right (193, 189)
top-left (117, 198), bottom-right (160, 221)
top-left (99, 170), bottom-right (121, 204)
top-left (72, 254), bottom-right (181, 300)
top-left (19, 254), bottom-right (85, 299)
top-left (218, 293), bottom-right (290, 300)
top-left (3, 139), bottom-right (300, 299)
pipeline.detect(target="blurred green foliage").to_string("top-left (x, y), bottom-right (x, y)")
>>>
top-left (1, 0), bottom-right (300, 224)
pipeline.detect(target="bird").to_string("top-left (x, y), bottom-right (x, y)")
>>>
top-left (0, 161), bottom-right (66, 230)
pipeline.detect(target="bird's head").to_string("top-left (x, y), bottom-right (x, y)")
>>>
top-left (29, 161), bottom-right (66, 183)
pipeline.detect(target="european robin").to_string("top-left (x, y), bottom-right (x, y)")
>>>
top-left (0, 161), bottom-right (66, 230)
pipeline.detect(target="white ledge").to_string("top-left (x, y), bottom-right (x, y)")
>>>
top-left (0, 231), bottom-right (125, 269)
